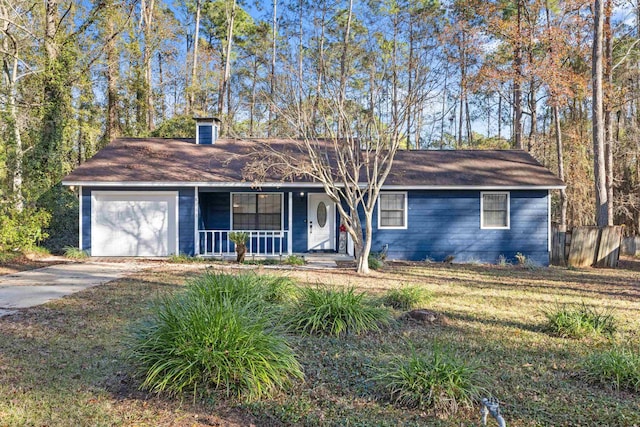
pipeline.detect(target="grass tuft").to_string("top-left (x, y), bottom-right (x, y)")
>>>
top-left (381, 285), bottom-right (433, 310)
top-left (283, 255), bottom-right (305, 266)
top-left (374, 347), bottom-right (485, 415)
top-left (288, 286), bottom-right (393, 336)
top-left (581, 345), bottom-right (640, 392)
top-left (63, 246), bottom-right (89, 259)
top-left (543, 302), bottom-right (617, 338)
top-left (131, 272), bottom-right (303, 400)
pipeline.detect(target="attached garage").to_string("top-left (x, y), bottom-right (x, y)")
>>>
top-left (91, 191), bottom-right (178, 257)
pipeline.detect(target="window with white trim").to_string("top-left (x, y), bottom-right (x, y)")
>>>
top-left (481, 192), bottom-right (510, 229)
top-left (378, 192), bottom-right (407, 229)
top-left (232, 193), bottom-right (282, 230)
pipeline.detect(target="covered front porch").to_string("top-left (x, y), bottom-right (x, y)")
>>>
top-left (195, 188), bottom-right (350, 257)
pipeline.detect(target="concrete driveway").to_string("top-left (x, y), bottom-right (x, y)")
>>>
top-left (0, 261), bottom-right (148, 317)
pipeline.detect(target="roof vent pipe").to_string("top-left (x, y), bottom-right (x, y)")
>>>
top-left (195, 117), bottom-right (220, 145)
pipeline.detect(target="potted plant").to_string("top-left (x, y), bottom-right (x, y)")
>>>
top-left (229, 231), bottom-right (249, 263)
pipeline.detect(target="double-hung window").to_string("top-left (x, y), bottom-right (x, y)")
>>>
top-left (378, 192), bottom-right (408, 229)
top-left (481, 192), bottom-right (510, 229)
top-left (232, 193), bottom-right (282, 230)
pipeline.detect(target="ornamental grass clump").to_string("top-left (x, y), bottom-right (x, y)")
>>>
top-left (63, 246), bottom-right (89, 260)
top-left (374, 348), bottom-right (485, 415)
top-left (187, 271), bottom-right (295, 307)
top-left (131, 272), bottom-right (303, 400)
top-left (581, 346), bottom-right (640, 392)
top-left (288, 286), bottom-right (393, 336)
top-left (381, 285), bottom-right (433, 310)
top-left (543, 302), bottom-right (617, 338)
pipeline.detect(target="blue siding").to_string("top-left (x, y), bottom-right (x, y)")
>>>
top-left (81, 188), bottom-right (91, 252)
top-left (81, 186), bottom-right (550, 264)
top-left (179, 188), bottom-right (195, 255)
top-left (370, 190), bottom-right (549, 265)
top-left (82, 187), bottom-right (195, 256)
top-left (198, 124), bottom-right (213, 144)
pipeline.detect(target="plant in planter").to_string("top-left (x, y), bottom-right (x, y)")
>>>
top-left (229, 232), bottom-right (249, 263)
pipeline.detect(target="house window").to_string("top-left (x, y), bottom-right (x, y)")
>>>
top-left (378, 192), bottom-right (407, 229)
top-left (232, 193), bottom-right (282, 230)
top-left (481, 192), bottom-right (510, 229)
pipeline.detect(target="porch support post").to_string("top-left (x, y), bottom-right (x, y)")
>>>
top-left (194, 186), bottom-right (199, 255)
top-left (288, 192), bottom-right (293, 254)
top-left (78, 185), bottom-right (83, 251)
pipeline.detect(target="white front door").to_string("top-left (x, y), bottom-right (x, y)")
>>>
top-left (308, 193), bottom-right (335, 251)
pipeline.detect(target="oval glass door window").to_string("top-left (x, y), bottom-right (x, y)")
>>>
top-left (317, 202), bottom-right (327, 227)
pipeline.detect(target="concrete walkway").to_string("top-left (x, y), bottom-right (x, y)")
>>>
top-left (0, 261), bottom-right (147, 317)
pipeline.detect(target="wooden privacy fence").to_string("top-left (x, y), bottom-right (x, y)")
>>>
top-left (621, 236), bottom-right (640, 257)
top-left (551, 225), bottom-right (623, 268)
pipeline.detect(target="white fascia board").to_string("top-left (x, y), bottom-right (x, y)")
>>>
top-left (62, 181), bottom-right (565, 190)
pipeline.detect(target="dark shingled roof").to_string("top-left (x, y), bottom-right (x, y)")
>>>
top-left (62, 137), bottom-right (565, 188)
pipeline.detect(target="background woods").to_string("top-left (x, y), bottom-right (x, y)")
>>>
top-left (1, 0), bottom-right (640, 251)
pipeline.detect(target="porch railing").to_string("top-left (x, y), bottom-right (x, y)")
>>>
top-left (198, 229), bottom-right (289, 256)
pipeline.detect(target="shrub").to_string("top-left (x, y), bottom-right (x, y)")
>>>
top-left (0, 206), bottom-right (51, 252)
top-left (131, 273), bottom-right (303, 400)
top-left (543, 302), bottom-right (617, 338)
top-left (63, 246), bottom-right (89, 260)
top-left (283, 255), bottom-right (305, 266)
top-left (381, 285), bottom-right (433, 310)
top-left (368, 255), bottom-right (383, 270)
top-left (287, 286), bottom-right (393, 336)
top-left (581, 346), bottom-right (640, 392)
top-left (37, 184), bottom-right (78, 253)
top-left (374, 347), bottom-right (485, 415)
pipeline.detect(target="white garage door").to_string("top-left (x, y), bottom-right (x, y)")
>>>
top-left (92, 192), bottom-right (178, 257)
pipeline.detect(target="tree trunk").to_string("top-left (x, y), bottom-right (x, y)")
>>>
top-left (592, 0), bottom-right (608, 226)
top-left (604, 0), bottom-right (614, 226)
top-left (513, 0), bottom-right (523, 149)
top-left (528, 78), bottom-right (537, 152)
top-left (337, 0), bottom-right (353, 138)
top-left (554, 106), bottom-right (567, 230)
top-left (354, 211), bottom-right (372, 275)
top-left (142, 0), bottom-right (155, 132)
top-left (219, 0), bottom-right (236, 129)
top-left (105, 16), bottom-right (119, 143)
top-left (188, 0), bottom-right (201, 114)
top-left (268, 0), bottom-right (277, 137)
top-left (7, 57), bottom-right (23, 211)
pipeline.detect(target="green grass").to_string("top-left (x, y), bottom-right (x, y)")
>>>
top-left (167, 253), bottom-right (213, 263)
top-left (62, 246), bottom-right (89, 260)
top-left (543, 302), bottom-right (617, 338)
top-left (287, 286), bottom-right (393, 336)
top-left (581, 345), bottom-right (640, 392)
top-left (381, 285), bottom-right (433, 310)
top-left (374, 347), bottom-right (485, 415)
top-left (131, 273), bottom-right (303, 400)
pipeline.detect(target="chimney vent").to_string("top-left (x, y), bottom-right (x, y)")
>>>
top-left (195, 117), bottom-right (220, 145)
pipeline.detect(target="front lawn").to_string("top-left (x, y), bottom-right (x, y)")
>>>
top-left (0, 260), bottom-right (638, 426)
